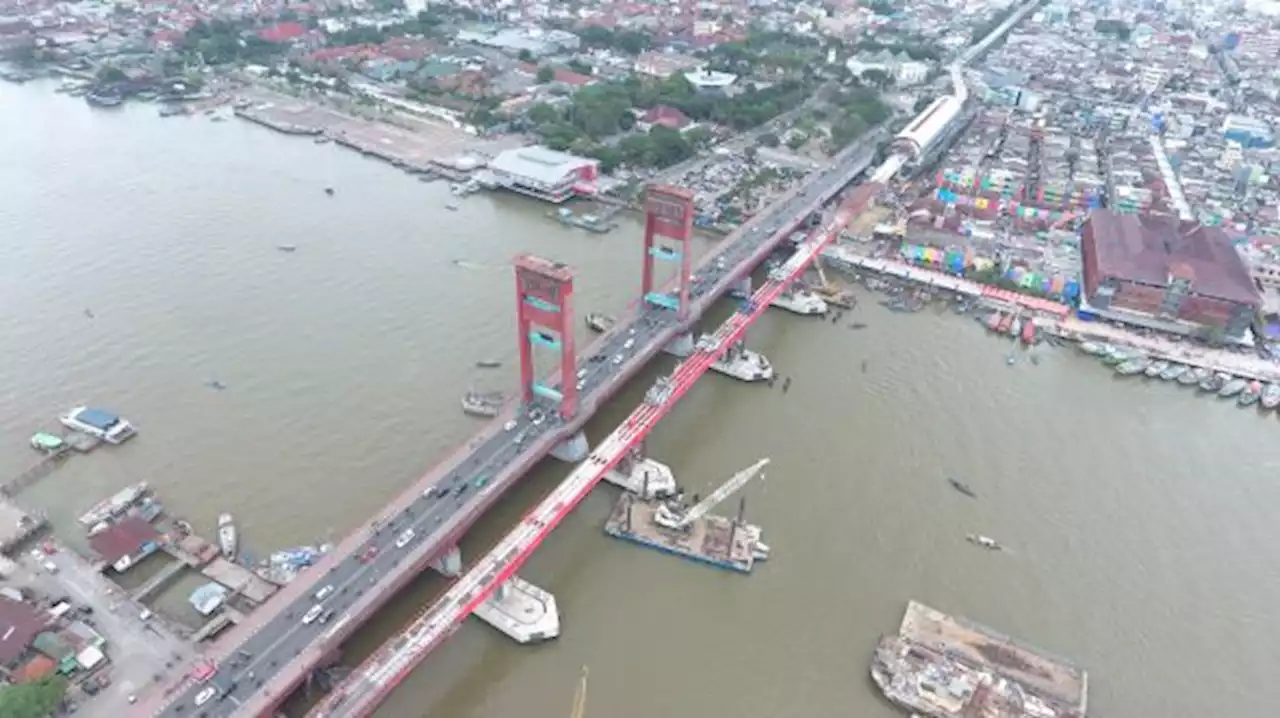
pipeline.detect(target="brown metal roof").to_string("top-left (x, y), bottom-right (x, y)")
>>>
top-left (0, 598), bottom-right (50, 664)
top-left (88, 516), bottom-right (160, 565)
top-left (1084, 209), bottom-right (1261, 306)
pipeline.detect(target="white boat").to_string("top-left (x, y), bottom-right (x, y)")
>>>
top-left (78, 482), bottom-right (149, 526)
top-left (709, 343), bottom-right (773, 382)
top-left (1145, 360), bottom-right (1170, 378)
top-left (461, 390), bottom-right (504, 418)
top-left (218, 513), bottom-right (238, 559)
top-left (60, 406), bottom-right (136, 444)
top-left (189, 582), bottom-right (229, 616)
top-left (768, 289), bottom-right (828, 316)
top-left (966, 534), bottom-right (1002, 550)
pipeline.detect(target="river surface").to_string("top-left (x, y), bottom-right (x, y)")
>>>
top-left (3, 80), bottom-right (1279, 718)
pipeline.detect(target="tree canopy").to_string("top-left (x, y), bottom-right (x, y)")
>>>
top-left (0, 677), bottom-right (68, 718)
top-left (575, 26), bottom-right (652, 55)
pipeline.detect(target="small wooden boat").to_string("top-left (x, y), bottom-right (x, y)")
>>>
top-left (948, 478), bottom-right (977, 498)
top-left (585, 313), bottom-right (615, 333)
top-left (475, 360), bottom-right (502, 369)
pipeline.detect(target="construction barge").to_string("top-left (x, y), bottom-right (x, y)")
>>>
top-left (871, 601), bottom-right (1088, 718)
top-left (603, 458), bottom-right (771, 574)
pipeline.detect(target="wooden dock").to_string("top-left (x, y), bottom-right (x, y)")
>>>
top-left (0, 432), bottom-right (100, 497)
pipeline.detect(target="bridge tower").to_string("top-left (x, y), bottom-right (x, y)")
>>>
top-left (642, 185), bottom-right (695, 321)
top-left (515, 254), bottom-right (578, 420)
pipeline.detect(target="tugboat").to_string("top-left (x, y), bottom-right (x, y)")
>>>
top-left (585, 313), bottom-right (615, 333)
top-left (217, 513), bottom-right (238, 560)
top-left (1262, 383), bottom-right (1280, 411)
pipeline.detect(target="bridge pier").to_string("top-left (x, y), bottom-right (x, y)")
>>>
top-left (430, 544), bottom-right (463, 578)
top-left (550, 429), bottom-right (589, 463)
top-left (604, 446), bottom-right (677, 498)
top-left (472, 575), bottom-right (560, 644)
top-left (663, 330), bottom-right (695, 358)
top-left (730, 276), bottom-right (753, 299)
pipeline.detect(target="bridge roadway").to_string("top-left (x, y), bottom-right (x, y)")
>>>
top-left (143, 134), bottom-right (882, 718)
top-left (314, 179), bottom-right (885, 717)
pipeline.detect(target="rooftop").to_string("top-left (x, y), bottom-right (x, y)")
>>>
top-left (88, 515), bottom-right (160, 565)
top-left (489, 146), bottom-right (597, 185)
top-left (0, 598), bottom-right (50, 665)
top-left (1084, 210), bottom-right (1261, 306)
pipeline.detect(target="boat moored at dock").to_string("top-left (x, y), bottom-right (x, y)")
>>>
top-left (1262, 383), bottom-right (1280, 410)
top-left (1114, 357), bottom-right (1150, 376)
top-left (1239, 381), bottom-right (1263, 407)
top-left (60, 406), bottom-right (136, 444)
top-left (1218, 377), bottom-right (1248, 398)
top-left (218, 513), bottom-right (238, 559)
top-left (1159, 363), bottom-right (1188, 381)
top-left (78, 482), bottom-right (149, 526)
top-left (1145, 360), bottom-right (1170, 378)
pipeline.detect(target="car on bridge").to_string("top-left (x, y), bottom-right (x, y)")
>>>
top-left (359, 545), bottom-right (379, 563)
top-left (395, 529), bottom-right (415, 548)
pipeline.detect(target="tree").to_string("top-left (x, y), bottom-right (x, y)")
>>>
top-left (536, 66), bottom-right (555, 84)
top-left (527, 102), bottom-right (561, 125)
top-left (758, 132), bottom-right (780, 147)
top-left (567, 59), bottom-right (593, 76)
top-left (96, 65), bottom-right (127, 84)
top-left (860, 68), bottom-right (893, 89)
top-left (0, 676), bottom-right (68, 718)
top-left (519, 49), bottom-right (535, 63)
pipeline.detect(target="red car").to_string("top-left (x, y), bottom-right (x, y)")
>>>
top-left (359, 545), bottom-right (379, 563)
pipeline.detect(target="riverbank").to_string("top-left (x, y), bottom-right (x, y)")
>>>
top-left (822, 242), bottom-right (1280, 388)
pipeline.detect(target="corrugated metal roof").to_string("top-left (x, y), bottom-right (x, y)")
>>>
top-left (489, 146), bottom-right (596, 185)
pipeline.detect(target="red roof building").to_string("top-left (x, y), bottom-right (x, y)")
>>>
top-left (641, 104), bottom-right (691, 130)
top-left (257, 22), bottom-right (306, 44)
top-left (88, 516), bottom-right (161, 569)
top-left (0, 599), bottom-right (50, 667)
top-left (1081, 209), bottom-right (1261, 338)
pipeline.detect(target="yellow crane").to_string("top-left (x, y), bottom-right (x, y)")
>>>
top-left (569, 666), bottom-right (589, 718)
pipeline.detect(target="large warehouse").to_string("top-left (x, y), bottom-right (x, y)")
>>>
top-left (482, 146), bottom-right (599, 203)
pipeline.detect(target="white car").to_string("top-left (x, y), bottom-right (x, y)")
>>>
top-left (194, 687), bottom-right (217, 707)
top-left (314, 585), bottom-right (334, 601)
top-left (612, 354), bottom-right (624, 365)
top-left (576, 368), bottom-right (587, 379)
top-left (302, 605), bottom-right (324, 625)
top-left (623, 338), bottom-right (635, 350)
top-left (395, 529), bottom-right (415, 548)
top-left (503, 420), bottom-right (517, 431)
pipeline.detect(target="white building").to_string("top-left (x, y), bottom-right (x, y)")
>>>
top-left (683, 69), bottom-right (737, 95)
top-left (481, 146), bottom-right (599, 203)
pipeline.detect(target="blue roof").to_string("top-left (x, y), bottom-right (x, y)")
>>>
top-left (76, 408), bottom-right (119, 430)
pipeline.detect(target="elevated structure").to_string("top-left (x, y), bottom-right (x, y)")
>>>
top-left (891, 96), bottom-right (964, 161)
top-left (140, 129), bottom-right (887, 718)
top-left (515, 254), bottom-right (578, 419)
top-left (308, 181), bottom-right (883, 718)
top-left (642, 185), bottom-right (696, 319)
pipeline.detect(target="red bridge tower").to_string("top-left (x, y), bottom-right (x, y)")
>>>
top-left (642, 185), bottom-right (695, 320)
top-left (514, 254), bottom-right (578, 419)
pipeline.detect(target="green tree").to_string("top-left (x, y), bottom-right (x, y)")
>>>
top-left (758, 132), bottom-right (780, 147)
top-left (536, 66), bottom-right (555, 83)
top-left (519, 49), bottom-right (535, 63)
top-left (0, 676), bottom-right (68, 718)
top-left (567, 59), bottom-right (593, 76)
top-left (527, 102), bottom-right (561, 124)
top-left (860, 68), bottom-right (893, 89)
top-left (96, 65), bottom-right (127, 84)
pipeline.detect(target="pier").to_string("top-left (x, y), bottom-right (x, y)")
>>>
top-left (471, 576), bottom-right (560, 644)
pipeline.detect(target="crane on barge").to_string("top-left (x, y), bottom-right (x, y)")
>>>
top-left (654, 458), bottom-right (770, 531)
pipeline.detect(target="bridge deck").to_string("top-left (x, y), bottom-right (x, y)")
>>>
top-left (312, 182), bottom-right (883, 717)
top-left (142, 137), bottom-right (880, 718)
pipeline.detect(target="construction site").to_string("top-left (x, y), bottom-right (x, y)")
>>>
top-left (871, 601), bottom-right (1088, 718)
top-left (603, 458), bottom-right (771, 573)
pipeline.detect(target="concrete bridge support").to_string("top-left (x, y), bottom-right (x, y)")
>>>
top-left (663, 330), bottom-right (695, 358)
top-left (430, 544), bottom-right (463, 578)
top-left (472, 575), bottom-right (560, 644)
top-left (550, 429), bottom-right (589, 463)
top-left (730, 276), bottom-right (753, 299)
top-left (604, 444), bottom-right (677, 498)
